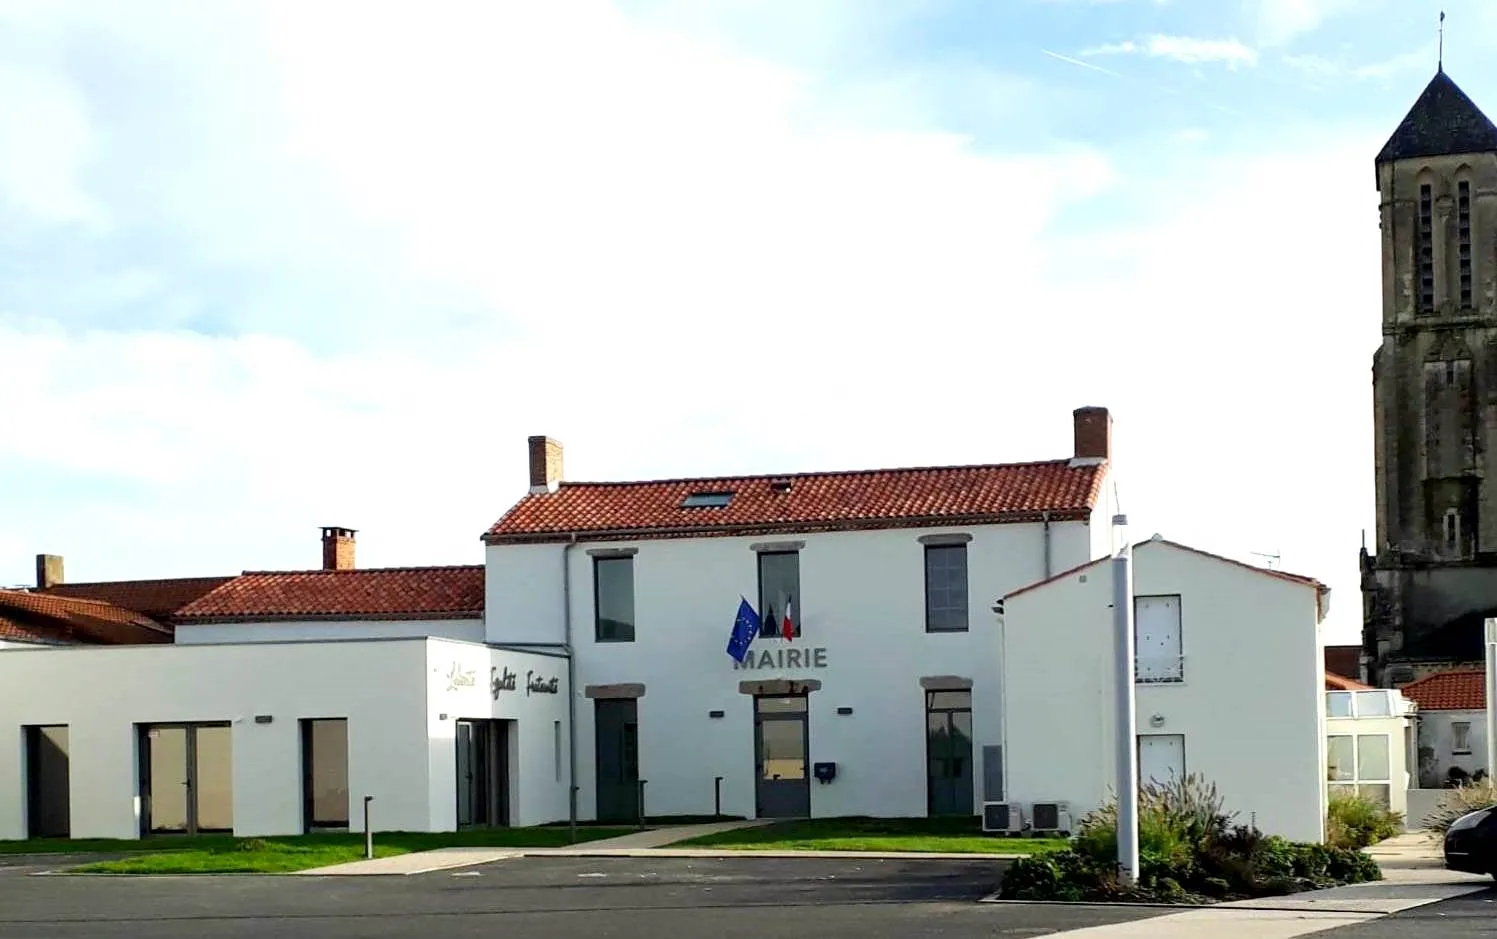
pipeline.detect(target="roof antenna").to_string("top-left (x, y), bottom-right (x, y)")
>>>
top-left (1438, 10), bottom-right (1445, 73)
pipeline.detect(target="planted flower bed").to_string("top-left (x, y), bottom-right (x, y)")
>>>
top-left (998, 775), bottom-right (1383, 904)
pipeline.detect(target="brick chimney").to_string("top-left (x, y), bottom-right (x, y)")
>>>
top-left (528, 436), bottom-right (564, 494)
top-left (321, 527), bottom-right (356, 571)
top-left (35, 554), bottom-right (64, 590)
top-left (1073, 407), bottom-right (1112, 461)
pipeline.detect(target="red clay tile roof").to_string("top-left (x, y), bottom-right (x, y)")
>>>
top-left (42, 576), bottom-right (234, 619)
top-left (484, 460), bottom-right (1109, 543)
top-left (0, 591), bottom-right (172, 645)
top-left (1325, 645), bottom-right (1362, 680)
top-left (175, 566), bottom-right (486, 622)
top-left (1400, 669), bottom-right (1485, 711)
top-left (1326, 672), bottom-right (1373, 691)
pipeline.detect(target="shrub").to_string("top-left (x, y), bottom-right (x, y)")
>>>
top-left (1326, 794), bottom-right (1403, 849)
top-left (1425, 779), bottom-right (1497, 835)
top-left (997, 775), bottom-right (1382, 904)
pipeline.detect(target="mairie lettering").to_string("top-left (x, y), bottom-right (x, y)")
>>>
top-left (733, 647), bottom-right (828, 670)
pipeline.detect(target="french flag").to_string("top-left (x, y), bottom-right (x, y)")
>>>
top-left (781, 597), bottom-right (795, 642)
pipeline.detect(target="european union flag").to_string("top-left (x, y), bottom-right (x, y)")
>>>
top-left (726, 596), bottom-right (761, 663)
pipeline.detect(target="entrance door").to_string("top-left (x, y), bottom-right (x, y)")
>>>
top-left (24, 725), bottom-right (71, 839)
top-left (925, 691), bottom-right (974, 816)
top-left (138, 723), bottom-right (234, 836)
top-left (755, 695), bottom-right (810, 819)
top-left (456, 719), bottom-right (510, 828)
top-left (594, 699), bottom-right (640, 823)
top-left (1138, 734), bottom-right (1186, 787)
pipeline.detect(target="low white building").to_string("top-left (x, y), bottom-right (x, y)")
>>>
top-left (1399, 669), bottom-right (1488, 788)
top-left (1001, 536), bottom-right (1332, 843)
top-left (1324, 674), bottom-right (1417, 818)
top-left (0, 638), bottom-right (569, 840)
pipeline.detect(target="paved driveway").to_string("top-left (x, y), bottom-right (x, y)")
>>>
top-left (1316, 885), bottom-right (1497, 938)
top-left (0, 855), bottom-right (1173, 939)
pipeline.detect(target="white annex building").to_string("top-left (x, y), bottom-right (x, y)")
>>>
top-left (0, 406), bottom-right (1338, 844)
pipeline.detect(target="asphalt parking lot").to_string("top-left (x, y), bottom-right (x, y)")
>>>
top-left (0, 855), bottom-right (1175, 939)
top-left (1318, 886), bottom-right (1497, 938)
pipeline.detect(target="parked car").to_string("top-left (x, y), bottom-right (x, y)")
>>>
top-left (1444, 806), bottom-right (1497, 877)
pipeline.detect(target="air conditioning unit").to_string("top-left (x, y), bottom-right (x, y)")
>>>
top-left (981, 801), bottom-right (1024, 835)
top-left (1029, 801), bottom-right (1073, 836)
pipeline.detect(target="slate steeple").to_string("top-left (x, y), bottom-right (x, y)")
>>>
top-left (1376, 70), bottom-right (1497, 164)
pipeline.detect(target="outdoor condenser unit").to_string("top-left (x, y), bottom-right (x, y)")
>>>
top-left (1029, 801), bottom-right (1073, 837)
top-left (981, 801), bottom-right (1024, 835)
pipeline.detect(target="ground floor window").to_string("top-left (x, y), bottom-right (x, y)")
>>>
top-left (24, 725), bottom-right (70, 839)
top-left (1327, 733), bottom-right (1391, 807)
top-left (301, 718), bottom-right (350, 831)
top-left (925, 690), bottom-right (973, 816)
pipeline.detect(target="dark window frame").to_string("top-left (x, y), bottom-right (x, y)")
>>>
top-left (923, 543), bottom-right (970, 633)
top-left (593, 555), bottom-right (636, 643)
top-left (756, 550), bottom-right (801, 638)
top-left (1418, 182), bottom-right (1435, 314)
top-left (1458, 179), bottom-right (1473, 309)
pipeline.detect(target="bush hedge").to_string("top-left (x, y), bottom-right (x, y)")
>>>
top-left (1325, 794), bottom-right (1402, 849)
top-left (998, 774), bottom-right (1382, 904)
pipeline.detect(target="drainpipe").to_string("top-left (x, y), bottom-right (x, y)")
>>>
top-left (561, 534), bottom-right (580, 841)
top-left (1042, 511), bottom-right (1052, 578)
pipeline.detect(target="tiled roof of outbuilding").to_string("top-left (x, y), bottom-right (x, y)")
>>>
top-left (175, 566), bottom-right (486, 622)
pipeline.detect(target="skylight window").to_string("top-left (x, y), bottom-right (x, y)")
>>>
top-left (682, 491), bottom-right (735, 508)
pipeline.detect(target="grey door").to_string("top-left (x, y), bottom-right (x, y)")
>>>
top-left (755, 695), bottom-right (810, 819)
top-left (138, 723), bottom-right (234, 836)
top-left (925, 691), bottom-right (974, 816)
top-left (456, 719), bottom-right (509, 827)
top-left (594, 700), bottom-right (640, 823)
top-left (24, 726), bottom-right (70, 839)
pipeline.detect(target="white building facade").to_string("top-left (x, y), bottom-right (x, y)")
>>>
top-left (1001, 537), bottom-right (1332, 843)
top-left (0, 638), bottom-right (569, 841)
top-left (1324, 680), bottom-right (1417, 818)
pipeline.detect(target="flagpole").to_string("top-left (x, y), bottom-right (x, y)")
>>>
top-left (1113, 542), bottom-right (1139, 886)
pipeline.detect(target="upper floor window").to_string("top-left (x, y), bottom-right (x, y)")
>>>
top-left (1444, 507), bottom-right (1462, 552)
top-left (593, 556), bottom-right (635, 642)
top-left (757, 550), bottom-right (800, 638)
top-left (924, 544), bottom-right (969, 633)
top-left (1418, 183), bottom-right (1435, 314)
top-left (1458, 180), bottom-right (1473, 308)
top-left (1453, 721), bottom-right (1473, 754)
top-left (1134, 594), bottom-right (1183, 683)
top-left (1327, 690), bottom-right (1395, 718)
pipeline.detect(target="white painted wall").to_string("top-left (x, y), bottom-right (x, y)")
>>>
top-left (0, 638), bottom-right (570, 839)
top-left (486, 543), bottom-right (567, 645)
top-left (174, 618), bottom-right (485, 645)
top-left (1417, 709), bottom-right (1489, 787)
top-left (1004, 540), bottom-right (1327, 843)
top-left (489, 515), bottom-right (1102, 821)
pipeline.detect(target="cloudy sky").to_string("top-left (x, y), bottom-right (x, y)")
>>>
top-left (1, 0), bottom-right (1489, 643)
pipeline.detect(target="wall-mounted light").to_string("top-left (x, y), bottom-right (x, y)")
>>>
top-left (708, 710), bottom-right (725, 719)
top-left (1149, 714), bottom-right (1166, 728)
top-left (836, 707), bottom-right (854, 716)
top-left (254, 715), bottom-right (273, 725)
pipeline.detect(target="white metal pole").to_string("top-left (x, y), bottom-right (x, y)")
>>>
top-left (1484, 618), bottom-right (1497, 782)
top-left (1113, 549), bottom-right (1139, 885)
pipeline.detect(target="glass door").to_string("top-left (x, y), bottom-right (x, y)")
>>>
top-left (139, 723), bottom-right (233, 836)
top-left (754, 695), bottom-right (810, 819)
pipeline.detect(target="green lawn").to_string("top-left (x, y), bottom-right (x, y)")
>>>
top-left (4, 827), bottom-right (634, 875)
top-left (673, 816), bottom-right (1068, 855)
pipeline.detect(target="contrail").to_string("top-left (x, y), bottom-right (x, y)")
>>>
top-left (1042, 49), bottom-right (1124, 78)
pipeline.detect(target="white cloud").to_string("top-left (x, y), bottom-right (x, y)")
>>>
top-left (0, 1), bottom-right (1388, 647)
top-left (1082, 35), bottom-right (1260, 68)
top-left (1249, 0), bottom-right (1362, 47)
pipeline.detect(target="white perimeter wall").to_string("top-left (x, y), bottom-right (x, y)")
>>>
top-left (174, 618), bottom-right (485, 645)
top-left (0, 638), bottom-right (571, 839)
top-left (488, 516), bottom-right (1100, 821)
top-left (1005, 541), bottom-right (1327, 842)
